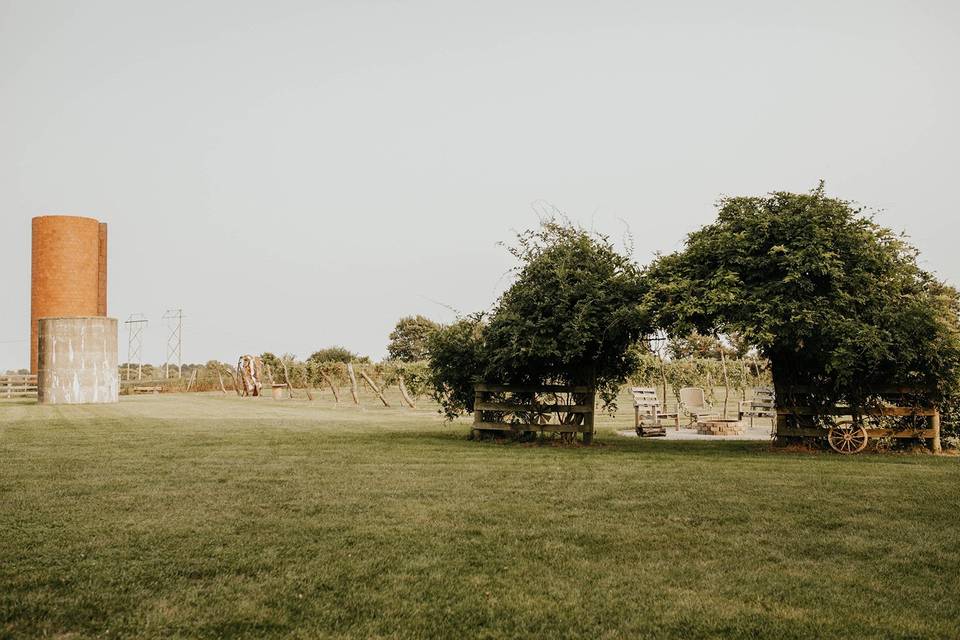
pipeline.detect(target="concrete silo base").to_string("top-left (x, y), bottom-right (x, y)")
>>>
top-left (37, 317), bottom-right (118, 404)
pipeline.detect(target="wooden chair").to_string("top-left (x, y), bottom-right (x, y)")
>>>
top-left (738, 387), bottom-right (775, 427)
top-left (678, 387), bottom-right (717, 423)
top-left (631, 387), bottom-right (679, 437)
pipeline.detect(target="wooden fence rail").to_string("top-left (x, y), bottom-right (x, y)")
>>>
top-left (473, 383), bottom-right (596, 444)
top-left (1, 375), bottom-right (38, 398)
top-left (775, 403), bottom-right (941, 453)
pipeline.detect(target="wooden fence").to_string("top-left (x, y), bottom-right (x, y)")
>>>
top-left (472, 383), bottom-right (596, 443)
top-left (1, 374), bottom-right (38, 398)
top-left (775, 391), bottom-right (941, 454)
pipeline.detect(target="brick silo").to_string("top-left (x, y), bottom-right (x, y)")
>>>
top-left (30, 215), bottom-right (108, 373)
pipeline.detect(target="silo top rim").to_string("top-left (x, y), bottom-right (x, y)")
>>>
top-left (32, 214), bottom-right (104, 224)
top-left (37, 316), bottom-right (117, 321)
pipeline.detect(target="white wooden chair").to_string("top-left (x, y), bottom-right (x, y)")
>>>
top-left (678, 387), bottom-right (717, 423)
top-left (738, 387), bottom-right (775, 427)
top-left (630, 387), bottom-right (679, 437)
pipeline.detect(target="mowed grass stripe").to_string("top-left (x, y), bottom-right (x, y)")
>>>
top-left (1, 393), bottom-right (958, 639)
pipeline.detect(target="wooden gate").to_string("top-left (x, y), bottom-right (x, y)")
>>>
top-left (1, 374), bottom-right (38, 398)
top-left (775, 387), bottom-right (941, 454)
top-left (472, 383), bottom-right (596, 444)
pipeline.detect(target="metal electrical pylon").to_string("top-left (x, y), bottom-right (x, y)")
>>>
top-left (123, 313), bottom-right (148, 381)
top-left (162, 309), bottom-right (184, 379)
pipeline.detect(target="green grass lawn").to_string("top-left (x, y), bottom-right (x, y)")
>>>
top-left (1, 392), bottom-right (958, 639)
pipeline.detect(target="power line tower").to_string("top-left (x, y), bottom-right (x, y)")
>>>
top-left (162, 309), bottom-right (184, 379)
top-left (123, 313), bottom-right (148, 381)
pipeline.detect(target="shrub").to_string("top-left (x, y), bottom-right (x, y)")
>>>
top-left (427, 314), bottom-right (488, 420)
top-left (307, 347), bottom-right (368, 364)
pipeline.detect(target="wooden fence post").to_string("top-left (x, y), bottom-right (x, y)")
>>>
top-left (225, 369), bottom-right (242, 396)
top-left (582, 390), bottom-right (595, 445)
top-left (720, 346), bottom-right (730, 419)
top-left (321, 373), bottom-right (341, 404)
top-left (931, 409), bottom-right (942, 454)
top-left (775, 412), bottom-right (787, 442)
top-left (472, 388), bottom-right (485, 439)
top-left (280, 358), bottom-right (296, 399)
top-left (303, 370), bottom-right (315, 401)
top-left (346, 363), bottom-right (360, 405)
top-left (360, 370), bottom-right (390, 407)
top-left (397, 375), bottom-right (416, 409)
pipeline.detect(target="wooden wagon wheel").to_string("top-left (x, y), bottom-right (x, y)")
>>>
top-left (828, 420), bottom-right (868, 455)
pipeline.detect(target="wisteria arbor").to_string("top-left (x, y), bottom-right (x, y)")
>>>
top-left (428, 220), bottom-right (650, 442)
top-left (644, 185), bottom-right (960, 450)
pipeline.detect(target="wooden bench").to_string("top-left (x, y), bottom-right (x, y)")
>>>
top-left (630, 387), bottom-right (679, 437)
top-left (133, 386), bottom-right (162, 394)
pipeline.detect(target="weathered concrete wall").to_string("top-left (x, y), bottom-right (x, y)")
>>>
top-left (37, 317), bottom-right (118, 404)
top-left (30, 215), bottom-right (108, 373)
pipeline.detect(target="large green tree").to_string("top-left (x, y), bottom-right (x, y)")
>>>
top-left (429, 220), bottom-right (650, 418)
top-left (645, 185), bottom-right (960, 410)
top-left (387, 315), bottom-right (439, 362)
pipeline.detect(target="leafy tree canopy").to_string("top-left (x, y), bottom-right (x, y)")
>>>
top-left (387, 315), bottom-right (440, 362)
top-left (307, 346), bottom-right (368, 364)
top-left (259, 352), bottom-right (280, 371)
top-left (666, 331), bottom-right (739, 360)
top-left (429, 220), bottom-right (650, 418)
top-left (644, 184), bottom-right (960, 409)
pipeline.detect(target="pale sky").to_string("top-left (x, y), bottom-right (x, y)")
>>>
top-left (2, 0), bottom-right (958, 370)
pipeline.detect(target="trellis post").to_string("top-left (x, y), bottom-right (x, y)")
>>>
top-left (931, 409), bottom-right (942, 454)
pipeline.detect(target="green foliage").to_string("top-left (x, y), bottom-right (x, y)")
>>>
top-left (387, 315), bottom-right (439, 362)
top-left (313, 361), bottom-right (349, 386)
top-left (645, 185), bottom-right (960, 410)
top-left (383, 360), bottom-right (431, 398)
top-left (427, 314), bottom-right (488, 420)
top-left (628, 353), bottom-right (770, 403)
top-left (307, 347), bottom-right (369, 365)
top-left (666, 331), bottom-right (737, 360)
top-left (260, 352), bottom-right (281, 374)
top-left (428, 221), bottom-right (650, 418)
top-left (626, 350), bottom-right (664, 387)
